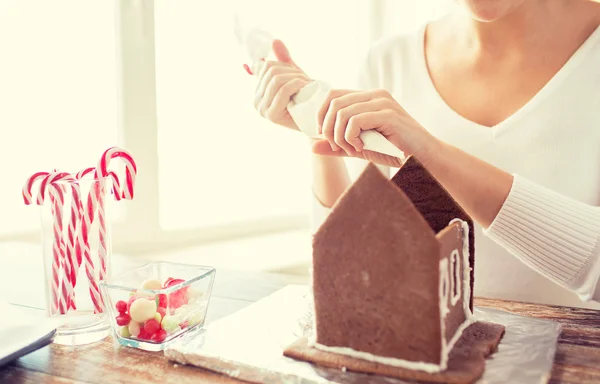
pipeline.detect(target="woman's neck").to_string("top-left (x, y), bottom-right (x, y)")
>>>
top-left (448, 0), bottom-right (595, 57)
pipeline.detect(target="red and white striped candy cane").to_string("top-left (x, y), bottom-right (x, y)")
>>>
top-left (75, 168), bottom-right (103, 313)
top-left (23, 171), bottom-right (72, 315)
top-left (95, 148), bottom-right (137, 286)
top-left (74, 168), bottom-right (121, 313)
top-left (63, 173), bottom-right (82, 310)
top-left (43, 171), bottom-right (72, 315)
top-left (97, 147), bottom-right (137, 200)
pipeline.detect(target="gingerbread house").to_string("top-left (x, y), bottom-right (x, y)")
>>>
top-left (308, 157), bottom-right (476, 373)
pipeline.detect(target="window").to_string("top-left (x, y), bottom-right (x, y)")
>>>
top-left (1, 0), bottom-right (455, 253)
top-left (450, 250), bottom-right (461, 305)
top-left (154, 0), bottom-right (369, 231)
top-left (0, 0), bottom-right (118, 236)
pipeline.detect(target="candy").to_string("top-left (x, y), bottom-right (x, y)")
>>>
top-left (120, 326), bottom-right (131, 338)
top-left (163, 277), bottom-right (185, 288)
top-left (141, 279), bottom-right (162, 290)
top-left (129, 298), bottom-right (157, 323)
top-left (188, 312), bottom-right (205, 327)
top-left (144, 319), bottom-right (160, 335)
top-left (127, 295), bottom-right (137, 312)
top-left (157, 307), bottom-right (167, 319)
top-left (179, 320), bottom-right (189, 329)
top-left (115, 300), bottom-right (127, 314)
top-left (152, 329), bottom-right (167, 343)
top-left (156, 294), bottom-right (167, 309)
top-left (186, 288), bottom-right (204, 301)
top-left (174, 304), bottom-right (190, 317)
top-left (116, 313), bottom-right (131, 326)
top-left (161, 315), bottom-right (181, 333)
top-left (138, 329), bottom-right (151, 340)
top-left (128, 321), bottom-right (141, 337)
top-left (154, 312), bottom-right (162, 323)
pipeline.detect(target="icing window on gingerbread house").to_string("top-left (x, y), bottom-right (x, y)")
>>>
top-left (450, 250), bottom-right (461, 306)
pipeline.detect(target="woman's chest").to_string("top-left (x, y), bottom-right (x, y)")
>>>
top-left (433, 117), bottom-right (600, 204)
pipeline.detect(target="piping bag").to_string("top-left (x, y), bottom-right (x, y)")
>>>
top-left (235, 19), bottom-right (405, 160)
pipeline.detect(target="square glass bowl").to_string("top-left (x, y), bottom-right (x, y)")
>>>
top-left (100, 262), bottom-right (216, 351)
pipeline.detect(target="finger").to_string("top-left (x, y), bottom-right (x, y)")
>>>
top-left (316, 89), bottom-right (354, 136)
top-left (256, 73), bottom-right (309, 115)
top-left (272, 39), bottom-right (297, 67)
top-left (255, 63), bottom-right (304, 101)
top-left (267, 78), bottom-right (310, 123)
top-left (311, 139), bottom-right (352, 157)
top-left (333, 99), bottom-right (389, 153)
top-left (322, 91), bottom-right (374, 151)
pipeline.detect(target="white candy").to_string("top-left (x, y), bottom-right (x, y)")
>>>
top-left (129, 298), bottom-right (157, 322)
top-left (141, 278), bottom-right (162, 290)
top-left (186, 288), bottom-right (204, 300)
top-left (188, 312), bottom-right (205, 327)
top-left (128, 321), bottom-right (141, 337)
top-left (161, 315), bottom-right (181, 333)
top-left (174, 304), bottom-right (190, 317)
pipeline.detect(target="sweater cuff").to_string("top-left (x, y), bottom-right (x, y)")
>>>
top-left (483, 174), bottom-right (600, 301)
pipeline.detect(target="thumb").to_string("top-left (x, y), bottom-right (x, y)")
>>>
top-left (273, 39), bottom-right (296, 66)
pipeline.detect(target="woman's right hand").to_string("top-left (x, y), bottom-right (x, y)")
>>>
top-left (254, 40), bottom-right (312, 131)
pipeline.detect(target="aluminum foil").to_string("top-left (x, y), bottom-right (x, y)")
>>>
top-left (165, 285), bottom-right (561, 384)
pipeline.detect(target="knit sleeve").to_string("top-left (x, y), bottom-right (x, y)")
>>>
top-left (483, 174), bottom-right (600, 302)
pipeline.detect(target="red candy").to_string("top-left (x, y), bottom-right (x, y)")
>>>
top-left (116, 313), bottom-right (131, 326)
top-left (127, 295), bottom-right (137, 312)
top-left (144, 319), bottom-right (160, 335)
top-left (152, 329), bottom-right (167, 343)
top-left (163, 278), bottom-right (185, 289)
top-left (138, 329), bottom-right (151, 340)
top-left (157, 307), bottom-right (167, 319)
top-left (163, 278), bottom-right (188, 310)
top-left (156, 294), bottom-right (167, 309)
top-left (115, 300), bottom-right (127, 314)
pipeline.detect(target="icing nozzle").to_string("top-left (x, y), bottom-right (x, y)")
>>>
top-left (234, 14), bottom-right (274, 73)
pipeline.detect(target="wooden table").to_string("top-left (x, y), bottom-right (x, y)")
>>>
top-left (1, 269), bottom-right (599, 384)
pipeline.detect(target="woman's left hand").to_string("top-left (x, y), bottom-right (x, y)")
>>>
top-left (313, 89), bottom-right (436, 167)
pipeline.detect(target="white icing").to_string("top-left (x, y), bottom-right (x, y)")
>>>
top-left (311, 342), bottom-right (445, 373)
top-left (440, 219), bottom-right (476, 369)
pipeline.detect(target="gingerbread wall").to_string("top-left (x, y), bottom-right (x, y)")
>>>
top-left (312, 164), bottom-right (445, 365)
top-left (391, 156), bottom-right (475, 311)
top-left (436, 222), bottom-right (469, 346)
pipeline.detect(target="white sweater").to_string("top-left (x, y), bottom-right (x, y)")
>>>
top-left (312, 25), bottom-right (600, 309)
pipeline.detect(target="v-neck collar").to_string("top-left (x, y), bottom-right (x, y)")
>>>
top-left (415, 23), bottom-right (600, 136)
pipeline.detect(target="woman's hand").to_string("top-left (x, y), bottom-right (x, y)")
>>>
top-left (254, 40), bottom-right (312, 130)
top-left (313, 89), bottom-right (437, 167)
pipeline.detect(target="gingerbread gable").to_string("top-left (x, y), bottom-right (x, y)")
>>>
top-left (311, 158), bottom-right (474, 373)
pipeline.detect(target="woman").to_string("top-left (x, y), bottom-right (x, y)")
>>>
top-left (253, 0), bottom-right (600, 309)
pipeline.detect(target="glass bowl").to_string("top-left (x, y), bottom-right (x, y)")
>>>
top-left (100, 262), bottom-right (216, 351)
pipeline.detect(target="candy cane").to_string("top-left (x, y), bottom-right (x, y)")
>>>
top-left (95, 148), bottom-right (136, 289)
top-left (22, 172), bottom-right (59, 313)
top-left (45, 171), bottom-right (72, 315)
top-left (62, 174), bottom-right (82, 310)
top-left (97, 147), bottom-right (137, 200)
top-left (74, 168), bottom-right (121, 313)
top-left (75, 168), bottom-right (104, 314)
